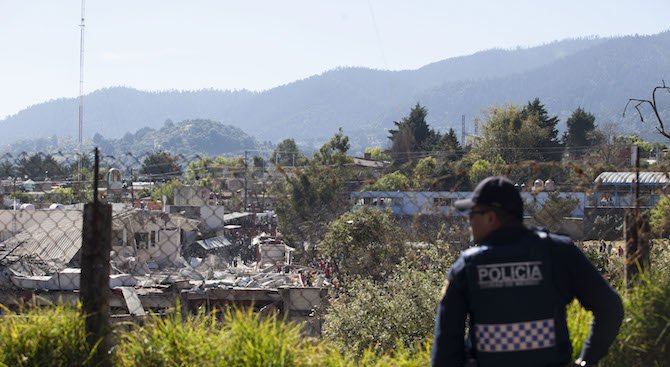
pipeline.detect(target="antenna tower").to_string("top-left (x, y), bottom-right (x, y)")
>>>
top-left (461, 114), bottom-right (466, 144)
top-left (77, 0), bottom-right (86, 179)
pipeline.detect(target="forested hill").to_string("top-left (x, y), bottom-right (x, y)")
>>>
top-left (1, 31), bottom-right (669, 153)
top-left (6, 119), bottom-right (263, 158)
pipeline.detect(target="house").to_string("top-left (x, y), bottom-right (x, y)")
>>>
top-left (351, 190), bottom-right (587, 219)
top-left (174, 185), bottom-right (213, 206)
top-left (165, 204), bottom-right (228, 231)
top-left (111, 209), bottom-right (200, 267)
top-left (0, 209), bottom-right (84, 262)
top-left (254, 233), bottom-right (294, 269)
top-left (182, 235), bottom-right (234, 259)
top-left (589, 171), bottom-right (670, 208)
top-left (0, 207), bottom-right (200, 272)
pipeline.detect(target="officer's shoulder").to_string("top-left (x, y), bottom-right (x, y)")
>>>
top-left (463, 245), bottom-right (488, 257)
top-left (450, 246), bottom-right (488, 275)
top-left (531, 226), bottom-right (573, 246)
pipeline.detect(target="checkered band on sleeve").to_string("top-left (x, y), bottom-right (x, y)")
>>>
top-left (474, 318), bottom-right (556, 352)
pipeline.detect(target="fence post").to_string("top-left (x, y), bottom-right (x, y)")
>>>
top-left (80, 148), bottom-right (112, 367)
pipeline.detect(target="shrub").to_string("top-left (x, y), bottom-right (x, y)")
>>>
top-left (322, 248), bottom-right (450, 357)
top-left (319, 207), bottom-right (406, 284)
top-left (116, 307), bottom-right (310, 367)
top-left (0, 303), bottom-right (96, 367)
top-left (115, 308), bottom-right (224, 367)
top-left (601, 268), bottom-right (670, 367)
top-left (566, 301), bottom-right (593, 361)
top-left (220, 308), bottom-right (305, 367)
top-left (591, 214), bottom-right (624, 241)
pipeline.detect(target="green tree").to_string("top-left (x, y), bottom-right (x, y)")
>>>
top-left (274, 163), bottom-right (350, 245)
top-left (437, 128), bottom-right (463, 158)
top-left (591, 214), bottom-right (624, 241)
top-left (323, 252), bottom-right (449, 356)
top-left (468, 156), bottom-right (505, 186)
top-left (364, 146), bottom-right (392, 161)
top-left (185, 156), bottom-right (245, 182)
top-left (12, 153), bottom-right (65, 181)
top-left (469, 159), bottom-right (492, 186)
top-left (319, 207), bottom-right (405, 283)
top-left (413, 156), bottom-right (439, 189)
top-left (526, 192), bottom-right (579, 233)
top-left (522, 98), bottom-right (563, 161)
top-left (474, 105), bottom-right (550, 164)
top-left (42, 154), bottom-right (65, 180)
top-left (0, 160), bottom-right (15, 178)
top-left (46, 187), bottom-right (75, 204)
top-left (650, 195), bottom-right (670, 236)
top-left (365, 171), bottom-right (410, 191)
top-left (270, 139), bottom-right (307, 167)
top-left (141, 151), bottom-right (182, 180)
top-left (624, 134), bottom-right (665, 160)
top-left (151, 179), bottom-right (183, 204)
top-left (563, 107), bottom-right (597, 158)
top-left (252, 156), bottom-right (266, 169)
top-left (388, 103), bottom-right (433, 162)
top-left (313, 128), bottom-right (352, 166)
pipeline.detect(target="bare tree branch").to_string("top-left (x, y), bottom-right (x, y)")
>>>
top-left (624, 81), bottom-right (670, 140)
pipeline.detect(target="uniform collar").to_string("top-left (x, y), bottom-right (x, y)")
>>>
top-left (480, 224), bottom-right (530, 246)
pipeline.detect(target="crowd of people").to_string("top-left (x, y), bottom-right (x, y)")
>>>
top-left (575, 240), bottom-right (624, 257)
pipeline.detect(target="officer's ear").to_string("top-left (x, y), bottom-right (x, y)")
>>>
top-left (487, 209), bottom-right (503, 227)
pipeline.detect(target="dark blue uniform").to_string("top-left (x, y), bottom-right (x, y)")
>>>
top-left (431, 225), bottom-right (623, 367)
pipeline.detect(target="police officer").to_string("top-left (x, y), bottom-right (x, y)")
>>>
top-left (431, 176), bottom-right (623, 367)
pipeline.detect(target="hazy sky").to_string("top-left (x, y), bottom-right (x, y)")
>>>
top-left (1, 0), bottom-right (669, 119)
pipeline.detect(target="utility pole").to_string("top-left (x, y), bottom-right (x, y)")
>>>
top-left (243, 150), bottom-right (248, 211)
top-left (461, 114), bottom-right (466, 145)
top-left (81, 148), bottom-right (112, 367)
top-left (77, 0), bottom-right (86, 181)
top-left (625, 144), bottom-right (650, 289)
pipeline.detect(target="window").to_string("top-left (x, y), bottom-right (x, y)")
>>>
top-left (134, 232), bottom-right (148, 250)
top-left (112, 230), bottom-right (125, 247)
top-left (150, 231), bottom-right (157, 247)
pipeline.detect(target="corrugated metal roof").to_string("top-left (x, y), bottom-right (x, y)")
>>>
top-left (352, 157), bottom-right (385, 168)
top-left (594, 171), bottom-right (670, 185)
top-left (224, 212), bottom-right (253, 222)
top-left (195, 235), bottom-right (232, 250)
top-left (112, 209), bottom-right (200, 231)
top-left (3, 210), bottom-right (83, 263)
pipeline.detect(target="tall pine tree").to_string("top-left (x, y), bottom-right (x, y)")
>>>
top-left (388, 103), bottom-right (432, 162)
top-left (563, 107), bottom-right (597, 158)
top-left (522, 98), bottom-right (563, 161)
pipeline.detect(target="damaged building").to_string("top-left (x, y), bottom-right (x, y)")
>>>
top-left (0, 207), bottom-right (329, 334)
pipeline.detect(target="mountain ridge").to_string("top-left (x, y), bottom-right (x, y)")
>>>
top-left (2, 31), bottom-right (669, 154)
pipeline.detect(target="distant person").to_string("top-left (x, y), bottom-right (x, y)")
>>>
top-left (431, 176), bottom-right (623, 367)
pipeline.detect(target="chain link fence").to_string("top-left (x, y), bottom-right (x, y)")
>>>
top-left (0, 149), bottom-right (330, 331)
top-left (0, 148), bottom-right (665, 360)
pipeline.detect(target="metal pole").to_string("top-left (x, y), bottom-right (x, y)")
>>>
top-left (625, 144), bottom-right (647, 289)
top-left (244, 150), bottom-right (248, 211)
top-left (81, 148), bottom-right (112, 367)
top-left (77, 0), bottom-right (86, 181)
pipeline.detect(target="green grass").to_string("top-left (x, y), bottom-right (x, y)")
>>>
top-left (599, 269), bottom-right (670, 367)
top-left (1, 257), bottom-right (668, 367)
top-left (566, 300), bottom-right (593, 361)
top-left (0, 303), bottom-right (96, 367)
top-left (0, 301), bottom-right (432, 367)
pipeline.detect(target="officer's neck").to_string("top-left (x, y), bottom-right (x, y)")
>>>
top-left (480, 223), bottom-right (528, 245)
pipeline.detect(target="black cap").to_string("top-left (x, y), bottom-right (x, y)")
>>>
top-left (454, 176), bottom-right (523, 219)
